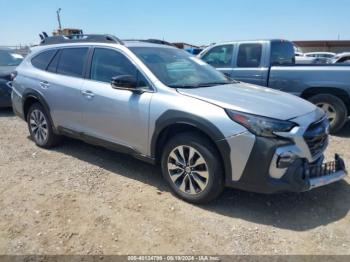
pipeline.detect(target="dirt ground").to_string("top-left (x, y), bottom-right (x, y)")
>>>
top-left (0, 108), bottom-right (349, 255)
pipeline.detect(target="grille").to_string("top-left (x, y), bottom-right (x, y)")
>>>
top-left (304, 117), bottom-right (329, 158)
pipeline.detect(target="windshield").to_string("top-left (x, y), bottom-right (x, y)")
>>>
top-left (129, 47), bottom-right (231, 88)
top-left (0, 50), bottom-right (23, 66)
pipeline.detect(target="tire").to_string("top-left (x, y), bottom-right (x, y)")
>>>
top-left (161, 132), bottom-right (224, 204)
top-left (308, 94), bottom-right (348, 134)
top-left (27, 103), bottom-right (61, 148)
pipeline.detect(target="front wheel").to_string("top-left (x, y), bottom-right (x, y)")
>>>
top-left (308, 94), bottom-right (348, 134)
top-left (161, 132), bottom-right (224, 204)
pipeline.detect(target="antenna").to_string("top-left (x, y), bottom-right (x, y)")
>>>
top-left (57, 8), bottom-right (62, 32)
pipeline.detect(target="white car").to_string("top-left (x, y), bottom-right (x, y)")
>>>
top-left (305, 52), bottom-right (336, 59)
top-left (332, 52), bottom-right (350, 64)
top-left (295, 52), bottom-right (318, 64)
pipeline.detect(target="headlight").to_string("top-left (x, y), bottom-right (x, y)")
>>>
top-left (226, 109), bottom-right (297, 138)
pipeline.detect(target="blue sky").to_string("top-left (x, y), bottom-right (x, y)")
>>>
top-left (1, 0), bottom-right (349, 46)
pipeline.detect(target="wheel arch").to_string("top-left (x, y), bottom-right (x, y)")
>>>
top-left (301, 87), bottom-right (350, 114)
top-left (150, 111), bottom-right (232, 183)
top-left (22, 89), bottom-right (51, 120)
top-left (22, 89), bottom-right (57, 133)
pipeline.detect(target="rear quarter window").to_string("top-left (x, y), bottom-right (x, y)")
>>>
top-left (56, 48), bottom-right (88, 78)
top-left (31, 50), bottom-right (57, 70)
top-left (270, 41), bottom-right (295, 66)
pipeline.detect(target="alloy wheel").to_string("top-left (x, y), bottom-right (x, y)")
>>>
top-left (29, 109), bottom-right (48, 144)
top-left (316, 102), bottom-right (337, 125)
top-left (167, 145), bottom-right (209, 195)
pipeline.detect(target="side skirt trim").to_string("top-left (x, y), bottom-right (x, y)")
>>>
top-left (57, 126), bottom-right (156, 165)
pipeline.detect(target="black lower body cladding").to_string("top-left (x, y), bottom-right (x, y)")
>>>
top-left (226, 136), bottom-right (346, 193)
top-left (227, 137), bottom-right (303, 193)
top-left (151, 110), bottom-right (233, 181)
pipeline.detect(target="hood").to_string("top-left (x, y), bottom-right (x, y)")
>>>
top-left (177, 82), bottom-right (316, 120)
top-left (0, 66), bottom-right (16, 79)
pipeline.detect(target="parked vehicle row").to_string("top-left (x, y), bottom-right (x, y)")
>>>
top-left (305, 52), bottom-right (336, 59)
top-left (10, 35), bottom-right (347, 203)
top-left (199, 39), bottom-right (350, 133)
top-left (293, 51), bottom-right (350, 64)
top-left (294, 52), bottom-right (326, 64)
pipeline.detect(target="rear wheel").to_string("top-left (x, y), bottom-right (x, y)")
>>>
top-left (161, 132), bottom-right (224, 204)
top-left (27, 103), bottom-right (61, 148)
top-left (308, 94), bottom-right (348, 134)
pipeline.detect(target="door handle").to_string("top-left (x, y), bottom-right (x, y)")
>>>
top-left (39, 81), bottom-right (50, 89)
top-left (81, 90), bottom-right (95, 98)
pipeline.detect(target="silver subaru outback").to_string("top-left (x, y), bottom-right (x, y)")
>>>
top-left (11, 35), bottom-right (347, 203)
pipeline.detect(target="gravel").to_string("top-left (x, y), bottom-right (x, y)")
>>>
top-left (0, 108), bottom-right (349, 255)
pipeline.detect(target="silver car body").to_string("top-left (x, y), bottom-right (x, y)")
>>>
top-left (11, 40), bottom-right (347, 193)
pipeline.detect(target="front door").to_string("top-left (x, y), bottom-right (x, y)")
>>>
top-left (201, 44), bottom-right (235, 78)
top-left (80, 47), bottom-right (153, 155)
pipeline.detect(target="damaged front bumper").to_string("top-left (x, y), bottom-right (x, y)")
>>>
top-left (269, 153), bottom-right (348, 193)
top-left (225, 134), bottom-right (347, 194)
top-left (307, 154), bottom-right (347, 190)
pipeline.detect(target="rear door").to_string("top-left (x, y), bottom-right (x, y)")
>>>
top-left (230, 43), bottom-right (269, 86)
top-left (37, 47), bottom-right (89, 131)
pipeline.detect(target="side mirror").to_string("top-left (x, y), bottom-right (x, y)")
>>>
top-left (111, 75), bottom-right (138, 90)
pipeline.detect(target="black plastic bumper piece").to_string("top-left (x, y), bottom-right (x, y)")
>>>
top-left (226, 137), bottom-right (347, 194)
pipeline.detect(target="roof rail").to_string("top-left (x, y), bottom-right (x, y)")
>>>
top-left (40, 34), bottom-right (124, 46)
top-left (123, 39), bottom-right (175, 47)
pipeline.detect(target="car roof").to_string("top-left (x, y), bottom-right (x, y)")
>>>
top-left (31, 41), bottom-right (177, 55)
top-left (32, 41), bottom-right (176, 53)
top-left (210, 39), bottom-right (289, 45)
top-left (123, 41), bottom-right (176, 49)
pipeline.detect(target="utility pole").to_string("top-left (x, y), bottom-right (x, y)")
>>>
top-left (57, 8), bottom-right (62, 32)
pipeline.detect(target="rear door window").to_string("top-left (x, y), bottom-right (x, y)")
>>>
top-left (201, 45), bottom-right (234, 68)
top-left (56, 48), bottom-right (88, 77)
top-left (237, 44), bottom-right (262, 67)
top-left (31, 50), bottom-right (57, 70)
top-left (270, 41), bottom-right (295, 66)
